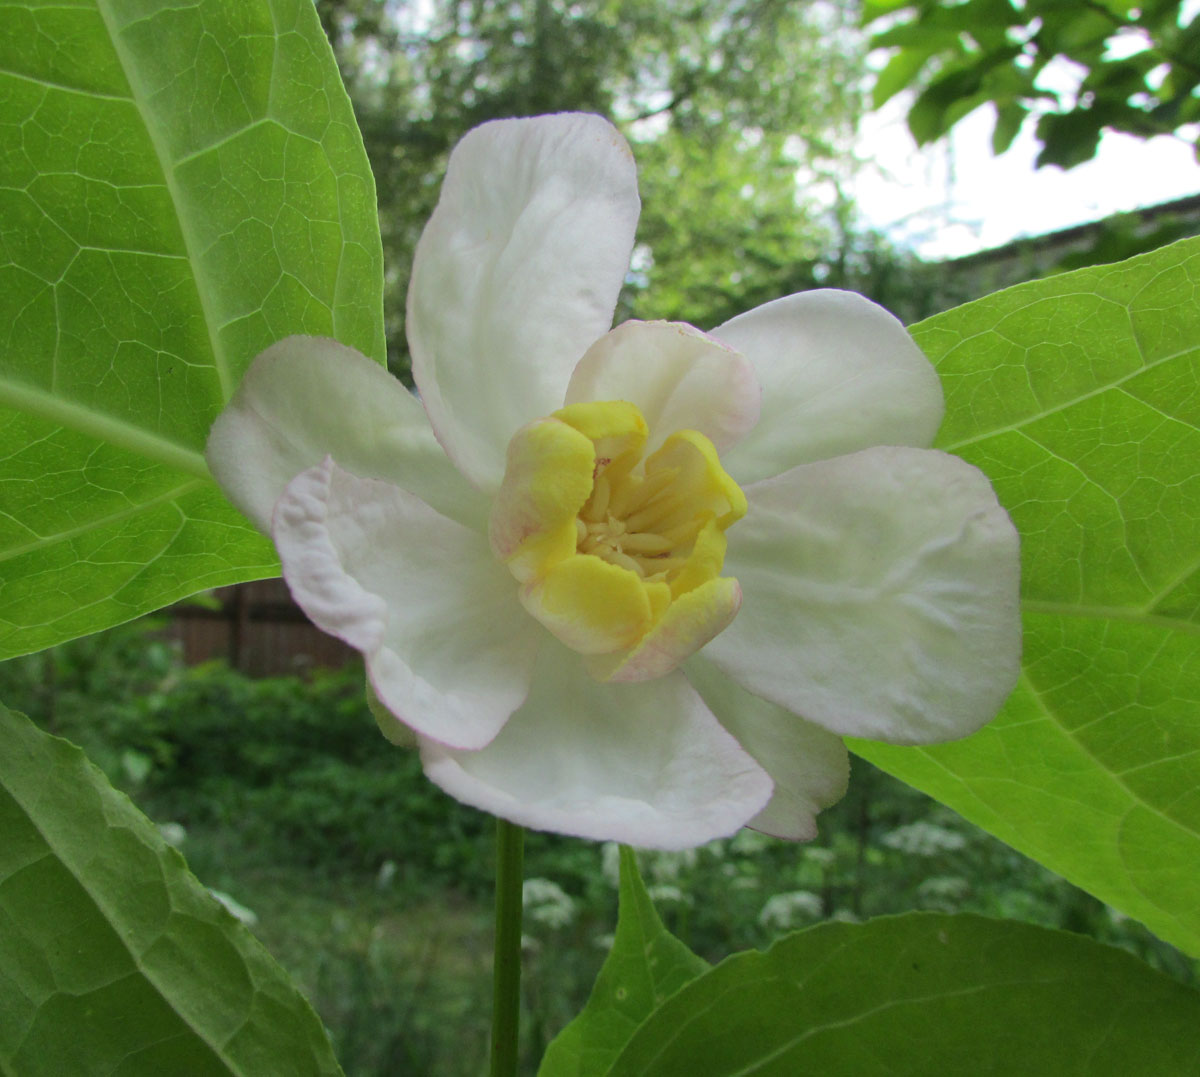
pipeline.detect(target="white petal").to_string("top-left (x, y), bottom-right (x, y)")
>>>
top-left (685, 657), bottom-right (849, 841)
top-left (408, 114), bottom-right (641, 491)
top-left (564, 320), bottom-right (760, 454)
top-left (206, 336), bottom-right (486, 532)
top-left (272, 459), bottom-right (539, 751)
top-left (705, 447), bottom-right (1021, 744)
top-left (420, 641), bottom-right (773, 849)
top-left (713, 291), bottom-right (945, 484)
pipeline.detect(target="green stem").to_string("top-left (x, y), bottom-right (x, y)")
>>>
top-left (490, 818), bottom-right (525, 1077)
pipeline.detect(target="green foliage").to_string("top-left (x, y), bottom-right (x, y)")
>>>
top-left (865, 0), bottom-right (1200, 168)
top-left (855, 236), bottom-right (1200, 957)
top-left (4, 618), bottom-right (1194, 1072)
top-left (242, 881), bottom-right (494, 1077)
top-left (0, 701), bottom-right (343, 1076)
top-left (0, 617), bottom-right (179, 776)
top-left (0, 627), bottom-right (489, 888)
top-left (606, 913), bottom-right (1200, 1075)
top-left (115, 661), bottom-right (499, 888)
top-left (0, 0), bottom-right (383, 660)
top-left (3, 2), bottom-right (1199, 1072)
top-left (539, 847), bottom-right (708, 1076)
top-left (1054, 208), bottom-right (1200, 274)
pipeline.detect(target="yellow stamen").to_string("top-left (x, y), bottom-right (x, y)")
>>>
top-left (619, 532), bottom-right (674, 555)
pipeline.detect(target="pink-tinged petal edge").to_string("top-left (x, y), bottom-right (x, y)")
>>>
top-left (271, 458), bottom-right (540, 751)
top-left (205, 335), bottom-right (485, 534)
top-left (590, 577), bottom-right (741, 683)
top-left (420, 642), bottom-right (773, 849)
top-left (714, 290), bottom-right (945, 485)
top-left (564, 320), bottom-right (761, 454)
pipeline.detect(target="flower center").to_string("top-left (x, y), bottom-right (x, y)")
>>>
top-left (576, 458), bottom-right (695, 580)
top-left (489, 400), bottom-right (746, 679)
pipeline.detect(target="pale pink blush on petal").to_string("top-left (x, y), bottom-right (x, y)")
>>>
top-left (564, 320), bottom-right (761, 454)
top-left (591, 577), bottom-right (741, 683)
top-left (272, 458), bottom-right (540, 751)
top-left (420, 641), bottom-right (773, 850)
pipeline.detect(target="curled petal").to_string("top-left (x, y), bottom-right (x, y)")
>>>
top-left (205, 336), bottom-right (485, 533)
top-left (589, 576), bottom-right (741, 683)
top-left (272, 459), bottom-right (539, 751)
top-left (420, 643), bottom-right (773, 849)
top-left (643, 430), bottom-right (746, 532)
top-left (714, 291), bottom-right (945, 484)
top-left (564, 320), bottom-right (760, 454)
top-left (521, 555), bottom-right (653, 655)
top-left (408, 114), bottom-right (641, 491)
top-left (705, 447), bottom-right (1021, 744)
top-left (685, 657), bottom-right (849, 841)
top-left (488, 416), bottom-right (596, 580)
top-left (669, 520), bottom-right (728, 599)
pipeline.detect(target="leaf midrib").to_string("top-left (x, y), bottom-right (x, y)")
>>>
top-left (0, 477), bottom-right (206, 565)
top-left (726, 978), bottom-right (1013, 1077)
top-left (0, 376), bottom-right (209, 480)
top-left (1021, 599), bottom-right (1200, 638)
top-left (95, 0), bottom-right (235, 401)
top-left (0, 740), bottom-right (237, 1073)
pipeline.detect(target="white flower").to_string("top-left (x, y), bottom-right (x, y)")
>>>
top-left (759, 890), bottom-right (824, 931)
top-left (522, 878), bottom-right (577, 930)
top-left (206, 114), bottom-right (1020, 851)
top-left (882, 821), bottom-right (969, 856)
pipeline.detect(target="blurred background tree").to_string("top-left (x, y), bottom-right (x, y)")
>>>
top-left (315, 0), bottom-right (883, 376)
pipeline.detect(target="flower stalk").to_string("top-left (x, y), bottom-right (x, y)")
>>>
top-left (491, 818), bottom-right (525, 1077)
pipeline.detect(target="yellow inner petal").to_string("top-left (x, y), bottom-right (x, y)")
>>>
top-left (491, 400), bottom-right (745, 669)
top-left (488, 416), bottom-right (595, 583)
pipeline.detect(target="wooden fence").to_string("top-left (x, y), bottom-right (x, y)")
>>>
top-left (166, 578), bottom-right (356, 677)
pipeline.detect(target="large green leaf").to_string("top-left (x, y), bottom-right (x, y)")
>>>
top-left (538, 847), bottom-right (708, 1077)
top-left (855, 237), bottom-right (1200, 955)
top-left (0, 0), bottom-right (383, 658)
top-left (606, 913), bottom-right (1200, 1076)
top-left (0, 701), bottom-right (343, 1075)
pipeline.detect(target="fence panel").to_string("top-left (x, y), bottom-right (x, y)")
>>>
top-left (167, 579), bottom-right (356, 676)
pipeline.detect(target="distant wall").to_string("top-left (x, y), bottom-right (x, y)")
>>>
top-left (927, 193), bottom-right (1200, 313)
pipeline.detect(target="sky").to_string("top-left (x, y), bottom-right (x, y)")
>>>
top-left (852, 101), bottom-right (1200, 261)
top-left (848, 3), bottom-right (1200, 261)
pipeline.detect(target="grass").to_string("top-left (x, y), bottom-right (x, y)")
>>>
top-left (173, 817), bottom-right (611, 1076)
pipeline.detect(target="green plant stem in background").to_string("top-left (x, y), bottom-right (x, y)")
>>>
top-left (491, 818), bottom-right (525, 1077)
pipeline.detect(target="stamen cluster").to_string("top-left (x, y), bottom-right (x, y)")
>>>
top-left (576, 463), bottom-right (690, 580)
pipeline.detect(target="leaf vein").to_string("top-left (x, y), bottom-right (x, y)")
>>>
top-left (941, 343), bottom-right (1197, 452)
top-left (94, 0), bottom-right (234, 399)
